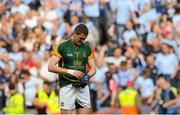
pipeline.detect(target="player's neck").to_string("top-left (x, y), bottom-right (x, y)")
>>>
top-left (71, 37), bottom-right (78, 47)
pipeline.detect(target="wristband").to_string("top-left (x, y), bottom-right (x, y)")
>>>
top-left (67, 69), bottom-right (75, 75)
top-left (87, 73), bottom-right (92, 78)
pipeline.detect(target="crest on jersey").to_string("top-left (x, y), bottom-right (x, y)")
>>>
top-left (83, 52), bottom-right (86, 58)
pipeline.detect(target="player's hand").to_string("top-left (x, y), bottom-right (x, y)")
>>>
top-left (67, 69), bottom-right (84, 79)
top-left (80, 74), bottom-right (89, 86)
top-left (72, 75), bottom-right (89, 88)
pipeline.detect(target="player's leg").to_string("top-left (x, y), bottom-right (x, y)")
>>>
top-left (76, 107), bottom-right (91, 114)
top-left (60, 109), bottom-right (73, 114)
top-left (76, 85), bottom-right (91, 114)
top-left (59, 84), bottom-right (77, 114)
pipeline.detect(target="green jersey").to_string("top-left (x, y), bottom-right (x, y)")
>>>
top-left (52, 39), bottom-right (93, 88)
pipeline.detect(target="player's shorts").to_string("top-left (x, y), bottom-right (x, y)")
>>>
top-left (59, 84), bottom-right (91, 110)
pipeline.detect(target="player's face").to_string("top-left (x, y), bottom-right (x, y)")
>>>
top-left (74, 33), bottom-right (87, 46)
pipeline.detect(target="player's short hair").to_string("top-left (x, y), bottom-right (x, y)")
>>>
top-left (74, 24), bottom-right (89, 36)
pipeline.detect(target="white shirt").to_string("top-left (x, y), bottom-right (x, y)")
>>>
top-left (11, 4), bottom-right (30, 16)
top-left (40, 61), bottom-right (58, 82)
top-left (122, 29), bottom-right (137, 44)
top-left (24, 76), bottom-right (38, 106)
top-left (155, 52), bottom-right (178, 75)
top-left (25, 16), bottom-right (38, 29)
top-left (105, 56), bottom-right (126, 67)
top-left (9, 52), bottom-right (23, 62)
top-left (135, 76), bottom-right (155, 98)
top-left (90, 65), bottom-right (108, 93)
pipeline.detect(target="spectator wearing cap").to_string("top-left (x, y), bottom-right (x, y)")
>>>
top-left (118, 80), bottom-right (141, 114)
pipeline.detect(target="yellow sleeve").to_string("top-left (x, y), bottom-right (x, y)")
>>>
top-left (88, 52), bottom-right (94, 60)
top-left (51, 44), bottom-right (62, 58)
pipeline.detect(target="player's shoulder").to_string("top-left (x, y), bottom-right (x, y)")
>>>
top-left (57, 39), bottom-right (70, 47)
top-left (83, 42), bottom-right (91, 48)
top-left (82, 42), bottom-right (92, 52)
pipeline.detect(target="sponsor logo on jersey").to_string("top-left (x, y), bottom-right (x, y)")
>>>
top-left (67, 53), bottom-right (73, 56)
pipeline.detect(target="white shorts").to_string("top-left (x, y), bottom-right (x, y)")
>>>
top-left (59, 84), bottom-right (91, 110)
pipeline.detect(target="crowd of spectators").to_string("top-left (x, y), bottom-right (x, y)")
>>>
top-left (0, 0), bottom-right (179, 114)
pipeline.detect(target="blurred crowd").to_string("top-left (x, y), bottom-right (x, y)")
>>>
top-left (0, 0), bottom-right (179, 114)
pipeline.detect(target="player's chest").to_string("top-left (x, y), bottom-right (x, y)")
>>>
top-left (62, 47), bottom-right (88, 60)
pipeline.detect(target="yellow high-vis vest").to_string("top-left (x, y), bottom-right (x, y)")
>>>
top-left (171, 87), bottom-right (177, 96)
top-left (37, 90), bottom-right (60, 114)
top-left (119, 88), bottom-right (138, 114)
top-left (3, 93), bottom-right (24, 115)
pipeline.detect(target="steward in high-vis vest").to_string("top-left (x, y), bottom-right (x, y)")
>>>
top-left (118, 81), bottom-right (141, 114)
top-left (156, 76), bottom-right (178, 114)
top-left (33, 82), bottom-right (60, 114)
top-left (3, 83), bottom-right (24, 114)
top-left (46, 89), bottom-right (60, 114)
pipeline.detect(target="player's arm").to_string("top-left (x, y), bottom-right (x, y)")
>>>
top-left (87, 56), bottom-right (96, 78)
top-left (48, 55), bottom-right (68, 75)
top-left (48, 43), bottom-right (84, 79)
top-left (162, 98), bottom-right (179, 108)
top-left (48, 55), bottom-right (84, 79)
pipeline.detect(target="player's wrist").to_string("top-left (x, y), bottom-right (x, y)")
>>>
top-left (86, 73), bottom-right (92, 78)
top-left (67, 69), bottom-right (75, 75)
